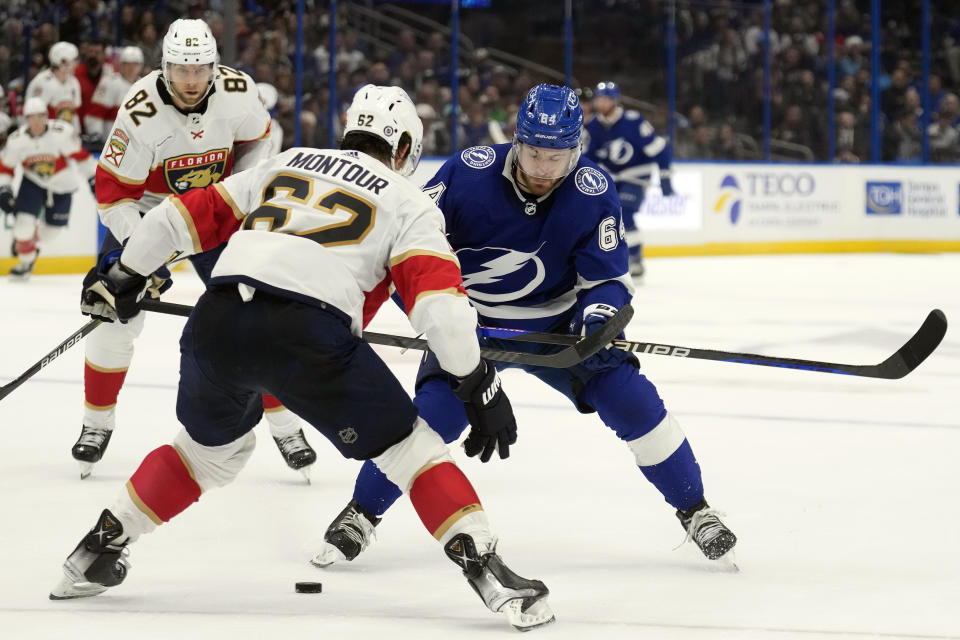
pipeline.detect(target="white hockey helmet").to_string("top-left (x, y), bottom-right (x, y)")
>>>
top-left (49, 41), bottom-right (79, 67)
top-left (162, 19), bottom-right (218, 68)
top-left (119, 46), bottom-right (144, 64)
top-left (344, 84), bottom-right (423, 177)
top-left (23, 97), bottom-right (47, 117)
top-left (257, 82), bottom-right (278, 111)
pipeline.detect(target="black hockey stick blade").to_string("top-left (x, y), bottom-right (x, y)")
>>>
top-left (140, 299), bottom-right (635, 369)
top-left (0, 318), bottom-right (101, 402)
top-left (482, 309), bottom-right (946, 379)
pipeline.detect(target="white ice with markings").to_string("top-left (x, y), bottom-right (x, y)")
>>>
top-left (1, 253), bottom-right (958, 639)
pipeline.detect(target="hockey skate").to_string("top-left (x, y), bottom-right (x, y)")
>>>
top-left (8, 258), bottom-right (36, 280)
top-left (72, 424), bottom-right (113, 479)
top-left (50, 509), bottom-right (131, 600)
top-left (445, 533), bottom-right (555, 631)
top-left (272, 429), bottom-right (317, 482)
top-left (677, 499), bottom-right (738, 565)
top-left (310, 499), bottom-right (380, 567)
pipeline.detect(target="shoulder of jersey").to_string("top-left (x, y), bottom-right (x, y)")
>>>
top-left (457, 143), bottom-right (506, 172)
top-left (624, 109), bottom-right (642, 121)
top-left (49, 120), bottom-right (75, 135)
top-left (213, 67), bottom-right (261, 104)
top-left (126, 71), bottom-right (163, 101)
top-left (569, 156), bottom-right (613, 198)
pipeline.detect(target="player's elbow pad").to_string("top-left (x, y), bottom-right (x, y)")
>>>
top-left (412, 295), bottom-right (480, 377)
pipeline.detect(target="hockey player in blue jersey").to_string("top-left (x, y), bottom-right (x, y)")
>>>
top-left (584, 81), bottom-right (674, 278)
top-left (311, 83), bottom-right (736, 569)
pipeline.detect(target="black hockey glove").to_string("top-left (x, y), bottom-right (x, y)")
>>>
top-left (452, 359), bottom-right (518, 463)
top-left (88, 176), bottom-right (97, 195)
top-left (81, 249), bottom-right (149, 323)
top-left (0, 185), bottom-right (14, 214)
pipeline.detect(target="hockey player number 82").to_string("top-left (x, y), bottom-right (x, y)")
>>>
top-left (241, 173), bottom-right (376, 247)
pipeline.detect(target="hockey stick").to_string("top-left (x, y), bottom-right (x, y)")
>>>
top-left (0, 318), bottom-right (101, 402)
top-left (140, 298), bottom-right (635, 369)
top-left (480, 309), bottom-right (947, 379)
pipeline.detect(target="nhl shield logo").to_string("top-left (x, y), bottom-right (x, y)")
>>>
top-left (338, 427), bottom-right (358, 444)
top-left (574, 166), bottom-right (609, 196)
top-left (165, 148), bottom-right (229, 194)
top-left (460, 145), bottom-right (496, 169)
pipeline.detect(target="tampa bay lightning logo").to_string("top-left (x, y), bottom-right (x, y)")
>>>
top-left (604, 138), bottom-right (634, 165)
top-left (460, 145), bottom-right (496, 169)
top-left (458, 244), bottom-right (546, 303)
top-left (574, 167), bottom-right (608, 196)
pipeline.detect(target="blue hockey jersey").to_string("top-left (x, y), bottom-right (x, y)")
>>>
top-left (422, 143), bottom-right (634, 332)
top-left (584, 108), bottom-right (671, 187)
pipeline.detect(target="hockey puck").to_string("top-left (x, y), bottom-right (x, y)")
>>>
top-left (295, 581), bottom-right (323, 594)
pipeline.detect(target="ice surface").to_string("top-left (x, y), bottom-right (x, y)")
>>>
top-left (1, 254), bottom-right (958, 639)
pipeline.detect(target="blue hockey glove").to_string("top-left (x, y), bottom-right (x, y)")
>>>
top-left (147, 265), bottom-right (173, 298)
top-left (0, 185), bottom-right (14, 213)
top-left (81, 249), bottom-right (149, 323)
top-left (572, 303), bottom-right (630, 372)
top-left (452, 359), bottom-right (518, 463)
top-left (660, 177), bottom-right (674, 197)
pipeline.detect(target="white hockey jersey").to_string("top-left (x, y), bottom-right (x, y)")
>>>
top-left (95, 66), bottom-right (272, 241)
top-left (84, 69), bottom-right (132, 140)
top-left (26, 69), bottom-right (82, 126)
top-left (0, 120), bottom-right (95, 193)
top-left (266, 117), bottom-right (283, 156)
top-left (122, 147), bottom-right (481, 376)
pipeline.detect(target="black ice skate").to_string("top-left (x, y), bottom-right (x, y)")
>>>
top-left (72, 424), bottom-right (113, 479)
top-left (445, 533), bottom-right (555, 631)
top-left (677, 499), bottom-right (738, 561)
top-left (50, 509), bottom-right (131, 600)
top-left (8, 259), bottom-right (36, 280)
top-left (310, 499), bottom-right (380, 568)
top-left (272, 429), bottom-right (317, 482)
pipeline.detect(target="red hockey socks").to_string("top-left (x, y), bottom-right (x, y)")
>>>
top-left (125, 445), bottom-right (202, 524)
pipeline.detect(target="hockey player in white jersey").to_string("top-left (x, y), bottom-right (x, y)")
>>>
top-left (77, 18), bottom-right (317, 480)
top-left (26, 42), bottom-right (82, 126)
top-left (83, 46), bottom-right (145, 144)
top-left (257, 82), bottom-right (283, 156)
top-left (53, 84), bottom-right (554, 631)
top-left (0, 97), bottom-right (95, 278)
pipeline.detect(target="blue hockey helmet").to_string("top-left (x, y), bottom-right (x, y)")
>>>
top-left (513, 84), bottom-right (583, 181)
top-left (515, 84), bottom-right (584, 150)
top-left (595, 81), bottom-right (621, 100)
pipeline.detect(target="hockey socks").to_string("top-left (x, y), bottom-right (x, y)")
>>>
top-left (117, 445), bottom-right (202, 538)
top-left (408, 462), bottom-right (491, 545)
top-left (353, 460), bottom-right (404, 517)
top-left (84, 360), bottom-right (128, 415)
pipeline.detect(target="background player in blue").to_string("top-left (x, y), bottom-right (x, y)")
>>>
top-left (312, 84), bottom-right (737, 569)
top-left (583, 81), bottom-right (674, 278)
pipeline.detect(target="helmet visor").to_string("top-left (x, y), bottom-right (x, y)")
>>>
top-left (514, 142), bottom-right (580, 180)
top-left (166, 62), bottom-right (214, 84)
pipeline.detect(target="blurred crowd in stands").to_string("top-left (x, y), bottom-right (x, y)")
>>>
top-left (2, 0), bottom-right (960, 163)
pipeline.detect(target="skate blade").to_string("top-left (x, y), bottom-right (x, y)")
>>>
top-left (502, 596), bottom-right (556, 631)
top-left (49, 574), bottom-right (108, 600)
top-left (309, 544), bottom-right (346, 568)
top-left (78, 461), bottom-right (94, 480)
top-left (299, 466), bottom-right (312, 484)
top-left (709, 550), bottom-right (740, 573)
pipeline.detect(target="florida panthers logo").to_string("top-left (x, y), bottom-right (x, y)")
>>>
top-left (25, 154), bottom-right (58, 177)
top-left (165, 149), bottom-right (228, 194)
top-left (458, 244), bottom-right (546, 303)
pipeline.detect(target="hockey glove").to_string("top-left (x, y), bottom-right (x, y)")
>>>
top-left (88, 176), bottom-right (97, 195)
top-left (0, 186), bottom-right (15, 214)
top-left (660, 177), bottom-right (674, 197)
top-left (81, 249), bottom-right (149, 323)
top-left (452, 359), bottom-right (518, 463)
top-left (146, 265), bottom-right (173, 298)
top-left (572, 303), bottom-right (630, 372)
